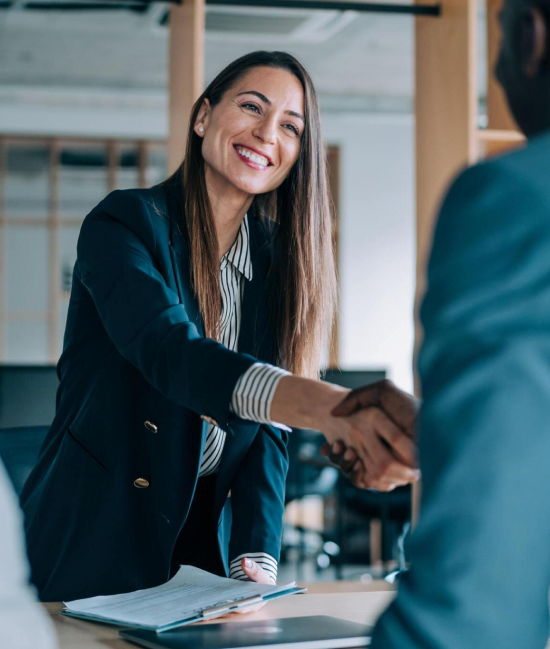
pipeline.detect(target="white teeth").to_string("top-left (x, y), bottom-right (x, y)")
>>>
top-left (237, 147), bottom-right (269, 167)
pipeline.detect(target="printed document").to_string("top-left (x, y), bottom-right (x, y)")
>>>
top-left (62, 565), bottom-right (303, 632)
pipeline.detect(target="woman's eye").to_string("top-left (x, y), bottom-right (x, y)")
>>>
top-left (284, 124), bottom-right (300, 136)
top-left (242, 102), bottom-right (260, 113)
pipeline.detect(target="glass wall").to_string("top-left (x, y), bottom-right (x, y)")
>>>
top-left (0, 137), bottom-right (166, 364)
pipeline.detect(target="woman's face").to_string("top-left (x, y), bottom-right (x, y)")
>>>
top-left (195, 66), bottom-right (305, 198)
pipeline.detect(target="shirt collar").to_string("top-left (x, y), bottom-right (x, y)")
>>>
top-left (221, 214), bottom-right (253, 281)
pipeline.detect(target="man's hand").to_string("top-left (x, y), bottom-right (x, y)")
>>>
top-left (270, 376), bottom-right (420, 492)
top-left (331, 379), bottom-right (420, 437)
top-left (322, 380), bottom-right (421, 491)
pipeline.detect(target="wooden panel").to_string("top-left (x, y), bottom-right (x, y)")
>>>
top-left (477, 128), bottom-right (525, 158)
top-left (168, 0), bottom-right (205, 175)
top-left (0, 139), bottom-right (6, 361)
top-left (138, 141), bottom-right (148, 189)
top-left (415, 0), bottom-right (478, 324)
top-left (0, 136), bottom-right (166, 365)
top-left (327, 145), bottom-right (340, 368)
top-left (48, 141), bottom-right (60, 363)
top-left (107, 140), bottom-right (118, 193)
top-left (487, 0), bottom-right (519, 131)
top-left (414, 0), bottom-right (479, 526)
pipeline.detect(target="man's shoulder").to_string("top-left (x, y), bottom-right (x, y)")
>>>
top-left (428, 132), bottom-right (550, 286)
top-left (437, 133), bottom-right (550, 239)
top-left (457, 130), bottom-right (550, 202)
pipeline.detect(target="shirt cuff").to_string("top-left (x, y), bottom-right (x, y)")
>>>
top-left (231, 363), bottom-right (292, 432)
top-left (229, 553), bottom-right (278, 585)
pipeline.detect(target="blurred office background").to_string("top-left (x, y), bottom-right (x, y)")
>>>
top-left (0, 0), bottom-right (506, 584)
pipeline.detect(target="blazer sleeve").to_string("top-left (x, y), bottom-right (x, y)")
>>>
top-left (371, 161), bottom-right (550, 648)
top-left (77, 189), bottom-right (257, 429)
top-left (228, 424), bottom-right (289, 565)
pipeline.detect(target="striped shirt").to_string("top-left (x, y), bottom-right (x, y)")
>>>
top-left (197, 214), bottom-right (290, 584)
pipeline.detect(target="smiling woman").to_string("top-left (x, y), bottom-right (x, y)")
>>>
top-left (171, 52), bottom-right (335, 379)
top-left (20, 51), bottom-right (419, 605)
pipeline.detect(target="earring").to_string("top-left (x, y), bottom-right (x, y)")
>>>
top-left (198, 126), bottom-right (204, 133)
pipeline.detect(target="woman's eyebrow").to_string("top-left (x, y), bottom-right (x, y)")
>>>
top-left (236, 90), bottom-right (304, 122)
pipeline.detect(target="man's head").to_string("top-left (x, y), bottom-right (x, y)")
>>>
top-left (497, 0), bottom-right (550, 137)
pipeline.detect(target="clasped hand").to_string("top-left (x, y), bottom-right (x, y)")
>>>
top-left (320, 380), bottom-right (420, 491)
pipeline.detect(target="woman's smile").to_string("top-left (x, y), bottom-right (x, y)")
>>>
top-left (233, 144), bottom-right (273, 171)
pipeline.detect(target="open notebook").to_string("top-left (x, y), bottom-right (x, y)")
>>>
top-left (61, 565), bottom-right (305, 633)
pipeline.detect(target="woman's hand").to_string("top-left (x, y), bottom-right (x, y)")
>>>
top-left (229, 558), bottom-right (271, 615)
top-left (320, 440), bottom-right (367, 488)
top-left (322, 408), bottom-right (419, 491)
top-left (240, 557), bottom-right (273, 584)
top-left (271, 376), bottom-right (419, 491)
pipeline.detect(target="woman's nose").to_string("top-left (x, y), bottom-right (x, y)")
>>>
top-left (253, 117), bottom-right (277, 145)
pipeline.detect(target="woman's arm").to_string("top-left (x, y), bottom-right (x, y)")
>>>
top-left (230, 364), bottom-right (419, 491)
top-left (270, 376), bottom-right (419, 491)
top-left (228, 424), bottom-right (288, 583)
top-left (80, 190), bottom-right (418, 490)
top-left (77, 190), bottom-right (257, 430)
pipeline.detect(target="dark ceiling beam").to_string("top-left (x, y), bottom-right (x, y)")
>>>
top-left (0, 0), bottom-right (441, 16)
top-left (0, 0), bottom-right (153, 9)
top-left (206, 1), bottom-right (440, 16)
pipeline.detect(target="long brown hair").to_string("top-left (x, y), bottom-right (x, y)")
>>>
top-left (164, 51), bottom-right (336, 379)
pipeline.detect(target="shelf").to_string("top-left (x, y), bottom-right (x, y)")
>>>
top-left (477, 129), bottom-right (525, 158)
top-left (477, 129), bottom-right (525, 143)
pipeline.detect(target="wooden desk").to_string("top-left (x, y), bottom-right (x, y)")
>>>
top-left (44, 581), bottom-right (396, 648)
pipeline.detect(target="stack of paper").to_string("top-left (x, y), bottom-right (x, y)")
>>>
top-left (62, 565), bottom-right (305, 632)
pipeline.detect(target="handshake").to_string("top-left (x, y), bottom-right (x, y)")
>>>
top-left (321, 380), bottom-right (420, 491)
top-left (272, 377), bottom-right (421, 492)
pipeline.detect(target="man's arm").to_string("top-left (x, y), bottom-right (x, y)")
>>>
top-left (372, 160), bottom-right (550, 648)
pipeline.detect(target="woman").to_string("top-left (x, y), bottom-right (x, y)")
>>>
top-left (21, 51), bottom-right (417, 602)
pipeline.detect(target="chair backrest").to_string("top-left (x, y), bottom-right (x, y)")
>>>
top-left (322, 369), bottom-right (386, 390)
top-left (285, 369), bottom-right (387, 503)
top-left (0, 426), bottom-right (49, 496)
top-left (0, 365), bottom-right (58, 428)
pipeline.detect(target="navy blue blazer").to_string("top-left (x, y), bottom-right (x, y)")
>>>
top-left (20, 177), bottom-right (289, 602)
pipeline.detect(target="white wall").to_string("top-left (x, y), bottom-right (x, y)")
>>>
top-left (323, 113), bottom-right (415, 393)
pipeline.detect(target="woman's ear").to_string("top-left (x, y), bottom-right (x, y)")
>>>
top-left (194, 98), bottom-right (211, 137)
top-left (520, 7), bottom-right (548, 78)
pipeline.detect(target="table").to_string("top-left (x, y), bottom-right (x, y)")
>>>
top-left (44, 581), bottom-right (396, 648)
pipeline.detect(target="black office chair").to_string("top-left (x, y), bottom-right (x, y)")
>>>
top-left (335, 480), bottom-right (412, 576)
top-left (0, 426), bottom-right (49, 496)
top-left (0, 365), bottom-right (58, 428)
top-left (282, 429), bottom-right (340, 577)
